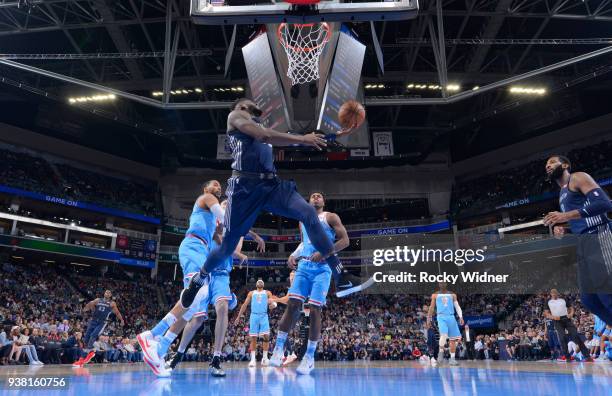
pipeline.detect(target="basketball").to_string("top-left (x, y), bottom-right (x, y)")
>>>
top-left (338, 100), bottom-right (366, 129)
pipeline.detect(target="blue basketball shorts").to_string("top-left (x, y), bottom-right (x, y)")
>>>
top-left (437, 315), bottom-right (462, 340)
top-left (179, 236), bottom-right (210, 288)
top-left (288, 260), bottom-right (332, 307)
top-left (249, 313), bottom-right (270, 337)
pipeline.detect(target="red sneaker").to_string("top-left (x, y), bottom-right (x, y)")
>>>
top-left (82, 351), bottom-right (96, 365)
top-left (584, 357), bottom-right (594, 362)
top-left (72, 358), bottom-right (84, 368)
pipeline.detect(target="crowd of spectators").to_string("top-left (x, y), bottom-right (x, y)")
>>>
top-left (452, 138), bottom-right (612, 217)
top-left (1, 261), bottom-right (607, 366)
top-left (0, 147), bottom-right (159, 217)
top-left (0, 262), bottom-right (161, 366)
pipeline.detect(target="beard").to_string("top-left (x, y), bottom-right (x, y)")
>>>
top-left (547, 165), bottom-right (565, 182)
top-left (247, 104), bottom-right (263, 117)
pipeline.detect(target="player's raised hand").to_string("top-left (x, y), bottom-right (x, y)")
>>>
top-left (302, 132), bottom-right (327, 150)
top-left (254, 234), bottom-right (266, 253)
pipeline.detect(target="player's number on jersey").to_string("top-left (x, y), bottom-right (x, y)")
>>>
top-left (441, 297), bottom-right (449, 306)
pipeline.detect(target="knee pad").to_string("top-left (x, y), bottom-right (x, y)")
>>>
top-left (439, 335), bottom-right (448, 348)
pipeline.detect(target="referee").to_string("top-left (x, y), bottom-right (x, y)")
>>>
top-left (544, 289), bottom-right (592, 362)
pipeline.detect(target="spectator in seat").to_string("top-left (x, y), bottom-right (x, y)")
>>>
top-left (62, 331), bottom-right (85, 363)
top-left (0, 326), bottom-right (13, 365)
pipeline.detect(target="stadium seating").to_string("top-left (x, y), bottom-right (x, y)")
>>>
top-left (452, 139), bottom-right (612, 217)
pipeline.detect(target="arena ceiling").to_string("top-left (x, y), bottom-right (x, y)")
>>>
top-left (0, 0), bottom-right (611, 166)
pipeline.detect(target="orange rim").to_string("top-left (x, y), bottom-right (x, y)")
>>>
top-left (277, 22), bottom-right (331, 53)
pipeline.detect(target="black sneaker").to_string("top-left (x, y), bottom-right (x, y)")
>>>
top-left (335, 272), bottom-right (374, 298)
top-left (180, 272), bottom-right (209, 308)
top-left (165, 351), bottom-right (184, 371)
top-left (209, 356), bottom-right (226, 377)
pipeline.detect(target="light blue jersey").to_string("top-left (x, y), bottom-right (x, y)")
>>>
top-left (185, 202), bottom-right (216, 243)
top-left (289, 212), bottom-right (335, 306)
top-left (435, 292), bottom-right (462, 340)
top-left (300, 212), bottom-right (335, 260)
top-left (594, 315), bottom-right (607, 334)
top-left (249, 289), bottom-right (270, 337)
top-left (436, 293), bottom-right (455, 316)
top-left (251, 290), bottom-right (269, 314)
top-left (179, 201), bottom-right (217, 287)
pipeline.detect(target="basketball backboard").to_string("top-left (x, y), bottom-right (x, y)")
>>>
top-left (191, 0), bottom-right (419, 25)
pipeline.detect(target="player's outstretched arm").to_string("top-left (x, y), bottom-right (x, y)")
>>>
top-left (453, 294), bottom-right (464, 325)
top-left (83, 298), bottom-right (99, 312)
top-left (111, 302), bottom-right (125, 326)
top-left (229, 110), bottom-right (326, 149)
top-left (234, 291), bottom-right (253, 325)
top-left (247, 231), bottom-right (266, 253)
top-left (426, 294), bottom-right (437, 328)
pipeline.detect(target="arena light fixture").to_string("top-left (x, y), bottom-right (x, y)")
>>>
top-left (446, 84), bottom-right (461, 92)
top-left (508, 86), bottom-right (547, 95)
top-left (68, 94), bottom-right (116, 104)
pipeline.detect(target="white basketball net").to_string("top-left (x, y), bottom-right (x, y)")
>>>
top-left (278, 23), bottom-right (331, 86)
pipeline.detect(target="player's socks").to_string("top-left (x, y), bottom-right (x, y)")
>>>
top-left (304, 340), bottom-right (318, 360)
top-left (157, 331), bottom-right (178, 359)
top-left (273, 331), bottom-right (288, 354)
top-left (151, 313), bottom-right (177, 338)
top-left (450, 352), bottom-right (455, 359)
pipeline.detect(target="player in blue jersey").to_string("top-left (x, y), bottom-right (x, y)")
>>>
top-left (165, 199), bottom-right (265, 376)
top-left (426, 283), bottom-right (464, 366)
top-left (543, 155), bottom-right (612, 326)
top-left (234, 279), bottom-right (278, 367)
top-left (591, 314), bottom-right (607, 361)
top-left (77, 289), bottom-right (124, 367)
top-left (179, 98), bottom-right (373, 312)
top-left (137, 180), bottom-right (226, 377)
top-left (269, 192), bottom-right (350, 374)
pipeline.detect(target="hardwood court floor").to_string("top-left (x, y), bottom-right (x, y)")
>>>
top-left (1, 360), bottom-right (610, 396)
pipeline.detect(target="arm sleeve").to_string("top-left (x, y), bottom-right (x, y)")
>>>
top-left (579, 188), bottom-right (612, 218)
top-left (210, 203), bottom-right (225, 223)
top-left (454, 301), bottom-right (463, 319)
top-left (290, 242), bottom-right (304, 257)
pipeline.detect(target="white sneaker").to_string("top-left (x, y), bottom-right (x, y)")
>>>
top-left (449, 358), bottom-right (459, 366)
top-left (430, 357), bottom-right (437, 366)
top-left (138, 332), bottom-right (166, 376)
top-left (283, 353), bottom-right (298, 366)
top-left (249, 358), bottom-right (257, 367)
top-left (595, 354), bottom-right (609, 362)
top-left (262, 356), bottom-right (270, 367)
top-left (296, 357), bottom-right (315, 375)
top-left (270, 351), bottom-right (284, 367)
top-left (36, 361), bottom-right (44, 365)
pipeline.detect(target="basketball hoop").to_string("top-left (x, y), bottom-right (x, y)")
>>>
top-left (277, 21), bottom-right (331, 86)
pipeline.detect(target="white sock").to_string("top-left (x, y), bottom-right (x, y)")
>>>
top-left (251, 351), bottom-right (256, 360)
top-left (214, 351), bottom-right (221, 357)
top-left (263, 351), bottom-right (268, 359)
top-left (450, 352), bottom-right (455, 359)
